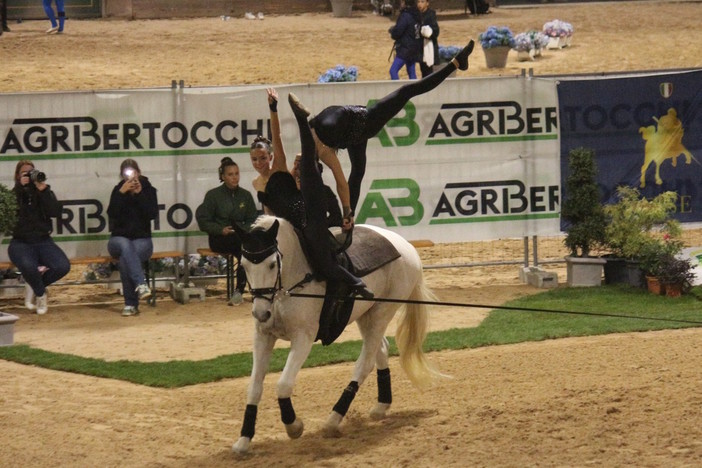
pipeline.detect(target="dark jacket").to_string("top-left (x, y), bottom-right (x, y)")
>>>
top-left (107, 176), bottom-right (158, 239)
top-left (390, 7), bottom-right (422, 62)
top-left (12, 182), bottom-right (62, 243)
top-left (421, 8), bottom-right (440, 65)
top-left (195, 184), bottom-right (258, 236)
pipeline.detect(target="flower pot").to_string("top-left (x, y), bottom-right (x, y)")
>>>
top-left (603, 256), bottom-right (629, 285)
top-left (517, 49), bottom-right (536, 62)
top-left (565, 256), bottom-right (605, 287)
top-left (483, 46), bottom-right (510, 68)
top-left (330, 0), bottom-right (353, 17)
top-left (546, 36), bottom-right (562, 50)
top-left (646, 276), bottom-right (664, 295)
top-left (665, 282), bottom-right (683, 297)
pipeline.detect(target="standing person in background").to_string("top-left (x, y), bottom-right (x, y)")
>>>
top-left (43, 0), bottom-right (65, 34)
top-left (107, 159), bottom-right (158, 317)
top-left (388, 0), bottom-right (422, 80)
top-left (1, 0), bottom-right (10, 34)
top-left (196, 157), bottom-right (258, 306)
top-left (8, 160), bottom-right (70, 315)
top-left (418, 0), bottom-right (440, 78)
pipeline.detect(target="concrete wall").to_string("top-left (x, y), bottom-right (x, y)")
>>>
top-left (105, 1), bottom-right (469, 20)
top-left (7, 0), bottom-right (470, 21)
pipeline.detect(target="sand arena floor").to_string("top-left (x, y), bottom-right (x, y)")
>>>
top-left (2, 2), bottom-right (702, 466)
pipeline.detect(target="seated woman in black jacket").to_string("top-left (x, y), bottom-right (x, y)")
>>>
top-left (106, 159), bottom-right (159, 317)
top-left (8, 160), bottom-right (70, 315)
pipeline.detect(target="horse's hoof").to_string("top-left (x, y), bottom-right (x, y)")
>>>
top-left (232, 437), bottom-right (251, 454)
top-left (322, 412), bottom-right (343, 438)
top-left (322, 424), bottom-right (343, 438)
top-left (370, 402), bottom-right (391, 420)
top-left (285, 418), bottom-right (304, 439)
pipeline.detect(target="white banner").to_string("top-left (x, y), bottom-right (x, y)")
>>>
top-left (0, 78), bottom-right (561, 261)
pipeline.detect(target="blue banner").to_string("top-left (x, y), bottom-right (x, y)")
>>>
top-left (558, 70), bottom-right (702, 224)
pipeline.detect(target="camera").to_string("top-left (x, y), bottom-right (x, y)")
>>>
top-left (122, 168), bottom-right (136, 180)
top-left (28, 169), bottom-right (46, 183)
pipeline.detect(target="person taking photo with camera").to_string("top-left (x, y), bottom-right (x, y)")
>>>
top-left (107, 158), bottom-right (158, 317)
top-left (8, 160), bottom-right (70, 315)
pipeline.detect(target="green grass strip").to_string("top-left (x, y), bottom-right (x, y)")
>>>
top-left (1, 285), bottom-right (701, 388)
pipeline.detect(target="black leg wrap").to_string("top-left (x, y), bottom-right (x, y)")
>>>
top-left (332, 381), bottom-right (359, 416)
top-left (377, 368), bottom-right (392, 404)
top-left (240, 404), bottom-right (257, 439)
top-left (278, 397), bottom-right (297, 425)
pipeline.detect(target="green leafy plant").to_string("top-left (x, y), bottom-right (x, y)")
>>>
top-left (561, 147), bottom-right (606, 257)
top-left (0, 182), bottom-right (18, 237)
top-left (604, 186), bottom-right (681, 260)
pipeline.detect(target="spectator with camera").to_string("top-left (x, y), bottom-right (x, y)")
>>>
top-left (107, 159), bottom-right (158, 317)
top-left (195, 157), bottom-right (257, 306)
top-left (8, 160), bottom-right (70, 315)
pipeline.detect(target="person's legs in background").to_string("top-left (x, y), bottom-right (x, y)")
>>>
top-left (208, 235), bottom-right (246, 305)
top-left (42, 0), bottom-right (58, 33)
top-left (56, 0), bottom-right (65, 32)
top-left (108, 236), bottom-right (153, 315)
top-left (389, 56), bottom-right (408, 80)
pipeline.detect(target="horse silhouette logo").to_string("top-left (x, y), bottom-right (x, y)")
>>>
top-left (639, 108), bottom-right (693, 187)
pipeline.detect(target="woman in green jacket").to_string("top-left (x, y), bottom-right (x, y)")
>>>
top-left (196, 157), bottom-right (258, 305)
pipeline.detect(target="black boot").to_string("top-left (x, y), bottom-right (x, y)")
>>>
top-left (454, 39), bottom-right (475, 71)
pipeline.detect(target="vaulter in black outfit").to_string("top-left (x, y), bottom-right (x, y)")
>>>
top-left (309, 39), bottom-right (475, 212)
top-left (257, 95), bottom-right (374, 300)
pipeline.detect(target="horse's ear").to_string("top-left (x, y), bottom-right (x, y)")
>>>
top-left (268, 219), bottom-right (280, 239)
top-left (232, 223), bottom-right (250, 242)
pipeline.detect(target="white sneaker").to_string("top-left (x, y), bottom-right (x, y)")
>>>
top-left (46, 26), bottom-right (59, 34)
top-left (257, 12), bottom-right (264, 20)
top-left (36, 294), bottom-right (48, 315)
top-left (25, 283), bottom-right (36, 311)
top-left (135, 283), bottom-right (152, 300)
top-left (121, 306), bottom-right (139, 317)
top-left (229, 291), bottom-right (243, 306)
top-left (244, 12), bottom-right (256, 20)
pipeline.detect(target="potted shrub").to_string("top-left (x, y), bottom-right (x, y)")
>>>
top-left (561, 147), bottom-right (607, 286)
top-left (603, 186), bottom-right (680, 288)
top-left (655, 254), bottom-right (695, 297)
top-left (512, 30), bottom-right (549, 61)
top-left (0, 183), bottom-right (19, 299)
top-left (0, 182), bottom-right (17, 237)
top-left (478, 26), bottom-right (515, 68)
top-left (542, 19), bottom-right (574, 49)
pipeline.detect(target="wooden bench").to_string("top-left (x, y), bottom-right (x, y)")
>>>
top-left (197, 248), bottom-right (238, 305)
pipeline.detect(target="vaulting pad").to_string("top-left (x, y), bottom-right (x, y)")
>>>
top-left (342, 226), bottom-right (401, 277)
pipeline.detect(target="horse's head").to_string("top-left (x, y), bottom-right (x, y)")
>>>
top-left (234, 219), bottom-right (281, 323)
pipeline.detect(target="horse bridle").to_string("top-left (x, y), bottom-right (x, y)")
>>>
top-left (242, 240), bottom-right (314, 304)
top-left (242, 242), bottom-right (284, 303)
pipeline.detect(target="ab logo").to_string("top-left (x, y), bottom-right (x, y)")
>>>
top-left (370, 100), bottom-right (420, 147)
top-left (639, 108), bottom-right (693, 188)
top-left (356, 179), bottom-right (423, 227)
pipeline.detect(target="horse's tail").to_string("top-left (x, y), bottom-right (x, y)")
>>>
top-left (395, 273), bottom-right (446, 390)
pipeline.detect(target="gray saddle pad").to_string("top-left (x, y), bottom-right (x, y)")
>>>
top-left (334, 226), bottom-right (401, 277)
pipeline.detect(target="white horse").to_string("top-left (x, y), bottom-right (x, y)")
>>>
top-left (231, 215), bottom-right (439, 454)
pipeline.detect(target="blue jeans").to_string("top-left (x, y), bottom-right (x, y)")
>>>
top-left (389, 56), bottom-right (417, 80)
top-left (108, 236), bottom-right (153, 307)
top-left (8, 238), bottom-right (70, 297)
